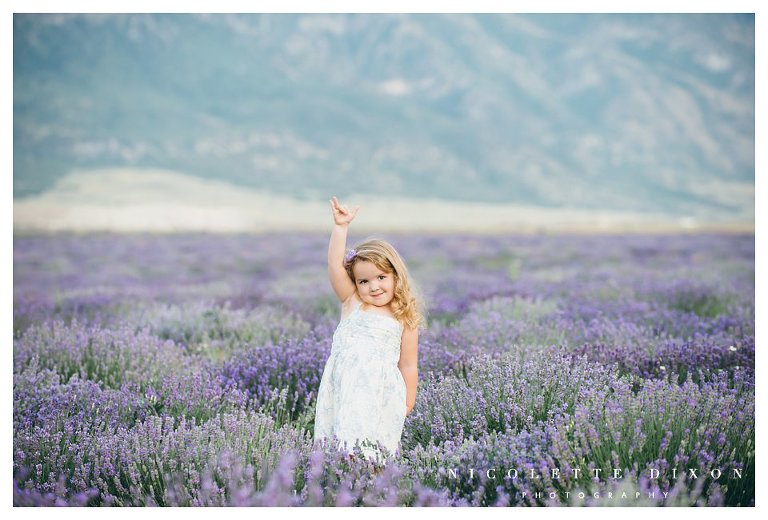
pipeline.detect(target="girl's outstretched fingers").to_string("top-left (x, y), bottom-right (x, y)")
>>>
top-left (330, 196), bottom-right (360, 224)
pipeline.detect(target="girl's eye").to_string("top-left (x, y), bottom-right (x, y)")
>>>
top-left (378, 275), bottom-right (385, 280)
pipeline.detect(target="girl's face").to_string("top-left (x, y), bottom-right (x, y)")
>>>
top-left (352, 260), bottom-right (396, 308)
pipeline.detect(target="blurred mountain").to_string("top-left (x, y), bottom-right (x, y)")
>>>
top-left (13, 14), bottom-right (755, 222)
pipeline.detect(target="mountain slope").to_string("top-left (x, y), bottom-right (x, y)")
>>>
top-left (13, 14), bottom-right (755, 221)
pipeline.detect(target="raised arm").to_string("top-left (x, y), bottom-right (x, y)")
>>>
top-left (328, 197), bottom-right (359, 303)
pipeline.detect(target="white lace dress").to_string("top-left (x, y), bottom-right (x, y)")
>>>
top-left (314, 299), bottom-right (407, 461)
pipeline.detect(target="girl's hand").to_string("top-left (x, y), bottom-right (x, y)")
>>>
top-left (330, 196), bottom-right (360, 226)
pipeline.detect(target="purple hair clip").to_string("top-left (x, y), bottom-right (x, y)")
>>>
top-left (344, 249), bottom-right (357, 262)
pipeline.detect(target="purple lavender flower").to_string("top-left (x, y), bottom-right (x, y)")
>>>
top-left (12, 231), bottom-right (754, 506)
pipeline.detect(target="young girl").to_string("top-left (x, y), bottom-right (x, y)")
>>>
top-left (314, 196), bottom-right (425, 462)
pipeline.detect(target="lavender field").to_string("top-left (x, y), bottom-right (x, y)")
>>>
top-left (13, 232), bottom-right (754, 506)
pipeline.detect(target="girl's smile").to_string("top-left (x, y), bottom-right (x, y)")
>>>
top-left (352, 260), bottom-right (395, 307)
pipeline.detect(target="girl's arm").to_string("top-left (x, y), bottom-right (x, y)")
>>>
top-left (398, 326), bottom-right (419, 415)
top-left (328, 197), bottom-right (359, 303)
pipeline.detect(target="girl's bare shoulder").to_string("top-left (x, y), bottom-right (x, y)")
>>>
top-left (340, 292), bottom-right (361, 320)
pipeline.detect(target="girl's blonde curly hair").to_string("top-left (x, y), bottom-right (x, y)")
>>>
top-left (343, 238), bottom-right (427, 331)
